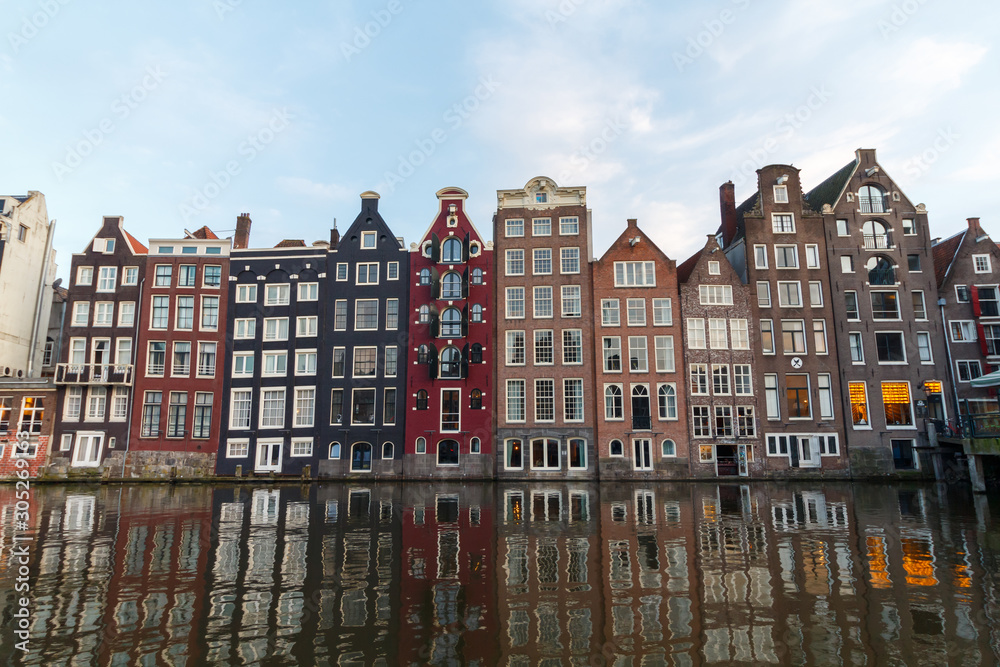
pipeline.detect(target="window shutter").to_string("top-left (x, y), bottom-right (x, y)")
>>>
top-left (430, 233), bottom-right (440, 263)
top-left (972, 285), bottom-right (981, 317)
top-left (978, 322), bottom-right (989, 356)
top-left (463, 233), bottom-right (470, 262)
top-left (462, 268), bottom-right (469, 299)
top-left (430, 310), bottom-right (440, 338)
top-left (428, 345), bottom-right (438, 379)
top-left (430, 268), bottom-right (440, 297)
top-left (461, 305), bottom-right (469, 337)
top-left (461, 344), bottom-right (469, 379)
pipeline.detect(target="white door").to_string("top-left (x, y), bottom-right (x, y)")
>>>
top-left (798, 436), bottom-right (822, 468)
top-left (633, 438), bottom-right (653, 470)
top-left (71, 432), bottom-right (104, 467)
top-left (738, 445), bottom-right (749, 476)
top-left (255, 440), bottom-right (283, 473)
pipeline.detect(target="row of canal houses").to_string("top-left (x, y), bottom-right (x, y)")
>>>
top-left (40, 149), bottom-right (1000, 481)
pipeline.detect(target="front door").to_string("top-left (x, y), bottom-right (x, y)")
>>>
top-left (737, 445), bottom-right (750, 476)
top-left (71, 432), bottom-right (104, 468)
top-left (716, 445), bottom-right (739, 476)
top-left (255, 440), bottom-right (283, 473)
top-left (798, 436), bottom-right (821, 468)
top-left (631, 386), bottom-right (651, 430)
top-left (632, 438), bottom-right (652, 470)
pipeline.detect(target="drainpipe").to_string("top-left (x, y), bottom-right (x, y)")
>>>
top-left (27, 219), bottom-right (56, 378)
top-left (121, 276), bottom-right (145, 478)
top-left (939, 297), bottom-right (961, 423)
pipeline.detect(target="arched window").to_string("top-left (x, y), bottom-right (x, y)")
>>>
top-left (470, 343), bottom-right (482, 364)
top-left (441, 272), bottom-right (462, 299)
top-left (661, 439), bottom-right (676, 457)
top-left (866, 255), bottom-right (895, 286)
top-left (506, 438), bottom-right (523, 469)
top-left (610, 439), bottom-right (624, 457)
top-left (440, 308), bottom-right (462, 337)
top-left (416, 437), bottom-right (426, 454)
top-left (531, 438), bottom-right (560, 469)
top-left (858, 184), bottom-right (887, 213)
top-left (418, 345), bottom-right (429, 364)
top-left (471, 267), bottom-right (483, 284)
top-left (471, 304), bottom-right (483, 322)
top-left (470, 389), bottom-right (483, 409)
top-left (658, 384), bottom-right (677, 420)
top-left (861, 219), bottom-right (891, 250)
top-left (605, 385), bottom-right (623, 420)
top-left (438, 439), bottom-right (459, 466)
top-left (441, 238), bottom-right (463, 263)
top-left (329, 442), bottom-right (341, 459)
top-left (382, 442), bottom-right (394, 460)
top-left (419, 305), bottom-right (430, 324)
top-left (419, 268), bottom-right (431, 285)
top-left (470, 437), bottom-right (481, 453)
top-left (440, 346), bottom-right (462, 378)
top-left (416, 389), bottom-right (428, 410)
top-left (631, 385), bottom-right (651, 430)
top-left (351, 443), bottom-right (372, 472)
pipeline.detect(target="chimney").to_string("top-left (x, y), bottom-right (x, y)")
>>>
top-left (234, 213), bottom-right (252, 250)
top-left (968, 217), bottom-right (981, 231)
top-left (719, 182), bottom-right (737, 247)
top-left (330, 221), bottom-right (340, 250)
top-left (626, 218), bottom-right (638, 228)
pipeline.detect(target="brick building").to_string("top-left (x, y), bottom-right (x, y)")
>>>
top-left (52, 216), bottom-right (147, 475)
top-left (128, 228), bottom-right (230, 478)
top-left (592, 218), bottom-right (688, 479)
top-left (493, 177), bottom-right (597, 480)
top-left (721, 167), bottom-right (849, 477)
top-left (807, 149), bottom-right (947, 476)
top-left (404, 187), bottom-right (493, 479)
top-left (678, 235), bottom-right (762, 477)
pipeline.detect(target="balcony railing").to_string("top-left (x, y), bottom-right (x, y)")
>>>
top-left (859, 196), bottom-right (889, 213)
top-left (868, 268), bottom-right (896, 286)
top-left (632, 415), bottom-right (651, 431)
top-left (862, 233), bottom-right (893, 250)
top-left (55, 363), bottom-right (134, 386)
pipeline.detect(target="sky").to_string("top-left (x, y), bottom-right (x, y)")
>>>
top-left (2, 0), bottom-right (997, 282)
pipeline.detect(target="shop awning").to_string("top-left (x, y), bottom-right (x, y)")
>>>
top-left (970, 369), bottom-right (1000, 388)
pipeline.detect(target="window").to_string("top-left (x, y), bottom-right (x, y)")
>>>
top-left (900, 218), bottom-right (915, 236)
top-left (355, 299), bottom-right (378, 330)
top-left (263, 318), bottom-right (289, 341)
top-left (76, 266), bottom-right (94, 286)
top-left (361, 231), bottom-right (377, 249)
top-left (179, 265), bottom-right (197, 287)
top-left (468, 267), bottom-right (482, 285)
top-left (845, 291), bottom-right (859, 320)
top-left (979, 286), bottom-right (1000, 317)
top-left (534, 330), bottom-right (554, 365)
top-left (813, 320), bottom-right (828, 354)
top-left (506, 380), bottom-right (525, 422)
top-left (699, 285), bottom-right (733, 305)
top-left (563, 330), bottom-right (583, 364)
top-left (351, 388), bottom-right (375, 425)
top-left (907, 254), bottom-right (921, 272)
top-left (625, 298), bottom-right (646, 326)
top-left (757, 281), bottom-right (771, 308)
top-left (291, 439), bottom-right (313, 457)
top-left (974, 254), bottom-right (992, 273)
top-left (86, 388), bottom-right (106, 421)
top-left (870, 292), bottom-right (899, 320)
top-left (859, 184), bottom-right (887, 213)
top-left (882, 382), bottom-right (913, 427)
top-left (236, 284), bottom-right (257, 303)
top-left (805, 244), bottom-right (820, 269)
top-left (764, 374), bottom-right (779, 419)
top-left (441, 390), bottom-right (461, 432)
top-left (956, 285), bottom-right (971, 303)
top-left (712, 364), bottom-right (730, 395)
top-left (651, 298), bottom-right (672, 326)
top-left (754, 245), bottom-right (768, 269)
top-left (561, 285), bottom-right (581, 317)
top-left (692, 406), bottom-right (711, 437)
top-left (203, 265), bottom-right (222, 287)
top-left (728, 365), bottom-right (751, 396)
top-left (355, 262), bottom-right (380, 286)
top-left (818, 373), bottom-right (834, 420)
top-left (505, 249), bottom-right (524, 276)
top-left (602, 337), bottom-right (622, 372)
top-left (330, 390), bottom-right (344, 423)
top-left (440, 346), bottom-right (462, 379)
top-left (351, 443), bottom-right (372, 471)
top-left (506, 331), bottom-right (525, 365)
top-left (533, 248), bottom-right (552, 275)
top-left (417, 305), bottom-right (430, 324)
top-left (760, 319), bottom-right (775, 354)
top-left (786, 374), bottom-right (810, 419)
top-left (772, 213), bottom-right (795, 233)
top-left (94, 302), bottom-right (114, 327)
top-left (535, 379), bottom-right (555, 421)
top-left (773, 184), bottom-right (788, 203)
top-left (912, 291), bottom-right (927, 320)
top-left (687, 318), bottom-right (705, 349)
top-left (230, 390), bottom-right (252, 430)
top-left (730, 319), bottom-right (749, 350)
top-left (957, 360), bottom-right (983, 383)
top-left (610, 440), bottom-right (624, 456)
top-left (708, 319), bottom-right (727, 349)
top-left (298, 282), bottom-right (319, 300)
top-left (235, 318), bottom-right (256, 339)
top-left (781, 320), bottom-right (806, 354)
top-left (353, 347), bottom-right (377, 377)
top-left (984, 324), bottom-right (1000, 355)
top-left (471, 304), bottom-right (483, 322)
top-left (198, 343), bottom-right (217, 376)
top-left (564, 379), bottom-right (584, 421)
top-left (654, 336), bottom-right (674, 372)
top-left (658, 384), bottom-right (677, 420)
top-left (628, 337), bottom-right (648, 372)
top-left (875, 332), bottom-right (906, 363)
top-left (147, 342), bottom-right (166, 376)
top-left (295, 351), bottom-right (317, 376)
top-left (605, 385), bottom-right (623, 420)
top-left (892, 439), bottom-right (917, 470)
top-left (808, 281), bottom-right (823, 307)
top-left (777, 281), bottom-right (802, 307)
top-left (531, 438), bottom-right (560, 470)
top-left (560, 247), bottom-right (580, 274)
top-left (72, 302), bottom-right (91, 327)
top-left (172, 342), bottom-right (191, 376)
top-left (850, 333), bottom-right (866, 362)
top-left (97, 267), bottom-right (117, 292)
top-left (297, 316), bottom-right (318, 337)
top-left (295, 388), bottom-right (316, 427)
top-left (689, 364), bottom-right (708, 395)
top-left (265, 284), bottom-right (290, 306)
top-left (141, 392), bottom-right (162, 437)
top-left (384, 346), bottom-right (398, 377)
top-left (715, 406), bottom-right (733, 438)
top-left (414, 438), bottom-right (425, 455)
top-left (122, 267), bottom-right (138, 286)
top-left (775, 245), bottom-right (798, 269)
top-left (63, 387), bottom-right (83, 421)
top-left (737, 407), bottom-right (755, 437)
top-left (841, 256), bottom-right (854, 273)
top-left (437, 307), bottom-right (460, 337)
top-left (532, 217), bottom-right (552, 236)
top-left (614, 261), bottom-right (656, 287)
top-left (533, 286), bottom-right (553, 318)
top-left (568, 438), bottom-right (586, 468)
top-left (602, 299), bottom-right (620, 326)
top-left (506, 287), bottom-right (525, 318)
top-left (201, 296), bottom-right (220, 329)
top-left (506, 218), bottom-right (524, 237)
top-left (154, 265), bottom-right (172, 287)
top-left (470, 388), bottom-right (483, 410)
top-left (708, 261), bottom-right (721, 275)
top-left (232, 352), bottom-right (254, 377)
top-left (161, 392), bottom-right (188, 438)
top-left (262, 351), bottom-right (287, 376)
top-left (559, 216), bottom-right (579, 235)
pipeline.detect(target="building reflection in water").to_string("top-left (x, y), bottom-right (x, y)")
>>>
top-left (1, 483), bottom-right (999, 665)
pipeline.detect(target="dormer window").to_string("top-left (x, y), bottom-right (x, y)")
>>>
top-left (361, 231), bottom-right (376, 249)
top-left (773, 185), bottom-right (788, 204)
top-left (441, 237), bottom-right (462, 264)
top-left (536, 192), bottom-right (547, 203)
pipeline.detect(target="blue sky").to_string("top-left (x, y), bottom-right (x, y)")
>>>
top-left (2, 0), bottom-right (996, 281)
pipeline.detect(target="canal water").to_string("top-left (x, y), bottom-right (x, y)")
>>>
top-left (1, 482), bottom-right (999, 666)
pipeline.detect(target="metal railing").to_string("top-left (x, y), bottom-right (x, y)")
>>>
top-left (55, 363), bottom-right (134, 385)
top-left (868, 268), bottom-right (896, 285)
top-left (632, 415), bottom-right (651, 431)
top-left (859, 196), bottom-right (889, 213)
top-left (862, 233), bottom-right (893, 250)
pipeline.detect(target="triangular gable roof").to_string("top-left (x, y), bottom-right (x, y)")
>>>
top-left (676, 251), bottom-right (700, 283)
top-left (596, 219), bottom-right (674, 267)
top-left (804, 160), bottom-right (857, 211)
top-left (122, 230), bottom-right (148, 254)
top-left (340, 192), bottom-right (406, 251)
top-left (933, 230), bottom-right (965, 287)
top-left (188, 226), bottom-right (219, 240)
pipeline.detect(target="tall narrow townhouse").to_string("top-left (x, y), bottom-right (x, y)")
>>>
top-left (218, 215), bottom-right (329, 477)
top-left (934, 217), bottom-right (1000, 417)
top-left (493, 177), bottom-right (597, 480)
top-left (321, 192), bottom-right (410, 479)
top-left (52, 216), bottom-right (147, 474)
top-left (128, 228), bottom-right (230, 479)
top-left (592, 218), bottom-right (688, 479)
top-left (404, 188), bottom-right (493, 479)
top-left (806, 149), bottom-right (947, 476)
top-left (678, 235), bottom-right (762, 478)
top-left (720, 168), bottom-right (849, 476)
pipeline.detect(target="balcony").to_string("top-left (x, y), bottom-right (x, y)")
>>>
top-left (862, 233), bottom-right (893, 250)
top-left (56, 363), bottom-right (134, 386)
top-left (632, 415), bottom-right (651, 431)
top-left (867, 268), bottom-right (896, 286)
top-left (859, 196), bottom-right (889, 214)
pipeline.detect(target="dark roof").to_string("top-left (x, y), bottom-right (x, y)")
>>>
top-left (676, 251), bottom-right (700, 283)
top-left (933, 230), bottom-right (965, 287)
top-left (804, 160), bottom-right (857, 211)
top-left (274, 239), bottom-right (307, 248)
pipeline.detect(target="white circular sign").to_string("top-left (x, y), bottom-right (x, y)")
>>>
top-left (791, 357), bottom-right (803, 369)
